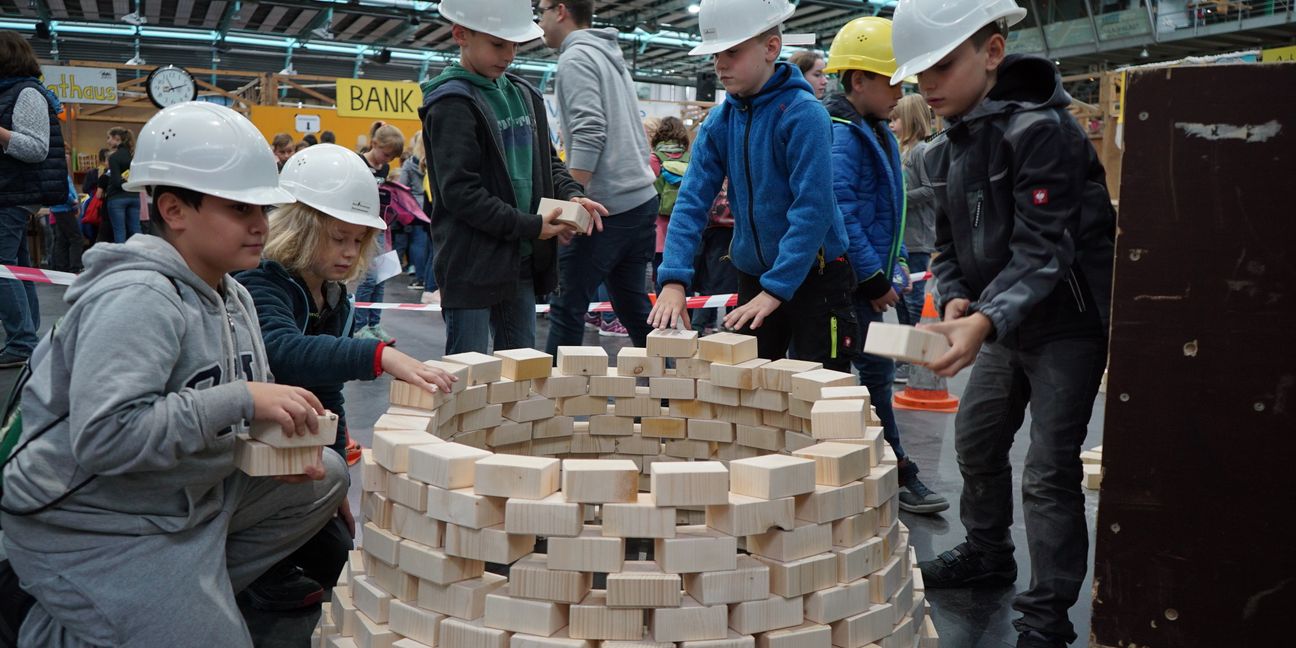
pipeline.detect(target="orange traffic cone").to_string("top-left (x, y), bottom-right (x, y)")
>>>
top-left (893, 292), bottom-right (960, 413)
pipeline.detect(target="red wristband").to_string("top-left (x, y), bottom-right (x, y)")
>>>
top-left (374, 342), bottom-right (387, 377)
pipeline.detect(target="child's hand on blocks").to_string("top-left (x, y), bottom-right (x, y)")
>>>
top-left (920, 297), bottom-right (993, 377)
top-left (648, 283), bottom-right (691, 330)
top-left (382, 347), bottom-right (459, 394)
top-left (724, 291), bottom-right (782, 331)
top-left (247, 383), bottom-right (327, 482)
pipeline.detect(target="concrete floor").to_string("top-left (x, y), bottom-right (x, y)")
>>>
top-left (2, 279), bottom-right (1103, 647)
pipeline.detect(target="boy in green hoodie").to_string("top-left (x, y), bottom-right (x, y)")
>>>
top-left (420, 0), bottom-right (607, 355)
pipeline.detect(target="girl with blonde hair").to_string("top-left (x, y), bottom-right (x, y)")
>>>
top-left (889, 93), bottom-right (937, 337)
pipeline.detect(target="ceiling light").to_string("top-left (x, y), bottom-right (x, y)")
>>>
top-left (122, 11), bottom-right (146, 26)
top-left (125, 54), bottom-right (146, 65)
top-left (687, 4), bottom-right (700, 14)
top-left (1139, 47), bottom-right (1149, 58)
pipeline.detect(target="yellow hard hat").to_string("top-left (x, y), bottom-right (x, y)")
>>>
top-left (824, 16), bottom-right (915, 83)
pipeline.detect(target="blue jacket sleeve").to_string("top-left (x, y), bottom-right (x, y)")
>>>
top-left (657, 110), bottom-right (727, 291)
top-left (832, 123), bottom-right (885, 287)
top-left (238, 271), bottom-right (381, 389)
top-left (761, 103), bottom-right (841, 301)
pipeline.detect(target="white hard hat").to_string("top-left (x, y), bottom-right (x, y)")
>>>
top-left (689, 0), bottom-right (796, 56)
top-left (438, 0), bottom-right (544, 43)
top-left (123, 102), bottom-right (294, 205)
top-left (279, 144), bottom-right (386, 230)
top-left (890, 0), bottom-right (1027, 85)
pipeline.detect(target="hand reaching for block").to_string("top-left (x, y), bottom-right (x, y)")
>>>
top-left (382, 347), bottom-right (459, 394)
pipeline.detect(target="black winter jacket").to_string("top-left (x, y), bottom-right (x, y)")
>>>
top-left (926, 55), bottom-right (1115, 349)
top-left (420, 73), bottom-right (585, 309)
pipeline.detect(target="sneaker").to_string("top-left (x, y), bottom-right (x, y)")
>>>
top-left (599, 318), bottom-right (630, 338)
top-left (242, 563), bottom-right (324, 611)
top-left (421, 290), bottom-right (441, 305)
top-left (409, 280), bottom-right (425, 291)
top-left (345, 438), bottom-right (364, 467)
top-left (919, 542), bottom-right (1017, 589)
top-left (897, 459), bottom-right (948, 514)
top-left (0, 352), bottom-right (29, 369)
top-left (368, 324), bottom-right (397, 346)
top-left (584, 312), bottom-right (601, 330)
top-left (353, 325), bottom-right (379, 340)
top-left (894, 363), bottom-right (910, 384)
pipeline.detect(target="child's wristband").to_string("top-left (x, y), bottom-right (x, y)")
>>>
top-left (374, 342), bottom-right (387, 377)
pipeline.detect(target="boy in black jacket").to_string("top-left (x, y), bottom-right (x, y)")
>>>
top-left (420, 0), bottom-right (606, 355)
top-left (889, 1), bottom-right (1115, 647)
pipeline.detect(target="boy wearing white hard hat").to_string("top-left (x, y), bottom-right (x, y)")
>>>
top-left (1, 101), bottom-right (348, 646)
top-left (649, 0), bottom-right (857, 372)
top-left (889, 1), bottom-right (1116, 646)
top-left (234, 144), bottom-right (457, 616)
top-left (421, 0), bottom-right (607, 355)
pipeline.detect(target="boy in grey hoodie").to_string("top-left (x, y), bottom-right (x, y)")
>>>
top-left (0, 102), bottom-right (347, 647)
top-left (539, 0), bottom-right (660, 351)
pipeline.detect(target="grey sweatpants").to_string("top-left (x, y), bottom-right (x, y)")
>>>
top-left (3, 450), bottom-right (348, 648)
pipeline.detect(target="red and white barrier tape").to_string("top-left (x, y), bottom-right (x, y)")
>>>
top-left (0, 265), bottom-right (77, 286)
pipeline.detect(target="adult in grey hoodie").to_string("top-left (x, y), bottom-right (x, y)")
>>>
top-left (539, 0), bottom-right (659, 351)
top-left (1, 235), bottom-right (348, 647)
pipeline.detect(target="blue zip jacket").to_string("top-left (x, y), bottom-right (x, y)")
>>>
top-left (825, 94), bottom-right (909, 300)
top-left (657, 62), bottom-right (848, 301)
top-left (236, 259), bottom-right (379, 457)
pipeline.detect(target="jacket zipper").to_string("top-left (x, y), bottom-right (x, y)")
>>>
top-left (740, 102), bottom-right (767, 269)
top-left (1066, 270), bottom-right (1087, 313)
top-left (971, 189), bottom-right (984, 229)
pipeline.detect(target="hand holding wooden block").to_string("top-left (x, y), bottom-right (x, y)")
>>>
top-left (539, 197), bottom-right (591, 233)
top-left (861, 322), bottom-right (951, 364)
top-left (646, 328), bottom-right (699, 358)
top-left (234, 436), bottom-right (324, 476)
top-left (249, 411), bottom-right (339, 448)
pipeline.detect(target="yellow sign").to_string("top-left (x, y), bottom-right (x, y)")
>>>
top-left (335, 78), bottom-right (421, 120)
top-left (1261, 45), bottom-right (1296, 63)
top-left (41, 65), bottom-right (118, 105)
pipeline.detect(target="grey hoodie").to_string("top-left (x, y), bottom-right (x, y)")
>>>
top-left (1, 235), bottom-right (266, 548)
top-left (556, 28), bottom-right (657, 214)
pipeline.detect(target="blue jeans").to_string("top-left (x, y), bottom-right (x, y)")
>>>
top-left (420, 239), bottom-right (438, 293)
top-left (852, 302), bottom-right (903, 459)
top-left (409, 226), bottom-right (430, 284)
top-left (106, 194), bottom-right (141, 243)
top-left (353, 273), bottom-right (384, 329)
top-left (443, 277), bottom-right (536, 355)
top-left (544, 196), bottom-right (657, 354)
top-left (898, 252), bottom-right (930, 325)
top-left (0, 206), bottom-right (40, 356)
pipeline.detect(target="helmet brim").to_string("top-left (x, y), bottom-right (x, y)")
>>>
top-left (689, 3), bottom-right (796, 56)
top-left (889, 6), bottom-right (1027, 85)
top-left (485, 22), bottom-right (545, 43)
top-left (297, 197), bottom-right (389, 231)
top-left (126, 179), bottom-right (296, 207)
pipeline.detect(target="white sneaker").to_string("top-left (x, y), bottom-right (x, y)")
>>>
top-left (421, 290), bottom-right (441, 305)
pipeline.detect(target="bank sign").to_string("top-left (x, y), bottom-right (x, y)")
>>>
top-left (335, 78), bottom-right (420, 120)
top-left (41, 66), bottom-right (118, 105)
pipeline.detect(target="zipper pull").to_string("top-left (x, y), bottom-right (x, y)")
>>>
top-left (972, 190), bottom-right (984, 229)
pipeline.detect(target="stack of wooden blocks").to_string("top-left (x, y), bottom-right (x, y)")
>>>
top-left (236, 412), bottom-right (340, 477)
top-left (1081, 446), bottom-right (1102, 491)
top-left (315, 333), bottom-right (940, 648)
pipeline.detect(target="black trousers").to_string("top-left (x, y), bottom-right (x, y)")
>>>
top-left (735, 257), bottom-right (857, 372)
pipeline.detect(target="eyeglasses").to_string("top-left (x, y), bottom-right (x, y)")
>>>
top-left (535, 3), bottom-right (557, 20)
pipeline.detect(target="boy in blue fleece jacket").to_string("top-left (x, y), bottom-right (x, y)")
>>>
top-left (649, 0), bottom-right (856, 370)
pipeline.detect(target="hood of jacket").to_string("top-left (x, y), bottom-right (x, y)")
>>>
top-left (959, 54), bottom-right (1071, 124)
top-left (559, 28), bottom-right (628, 72)
top-left (724, 61), bottom-right (815, 110)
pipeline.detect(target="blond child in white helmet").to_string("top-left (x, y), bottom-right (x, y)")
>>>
top-left (889, 1), bottom-right (1116, 646)
top-left (1, 102), bottom-right (348, 647)
top-left (233, 144), bottom-right (457, 616)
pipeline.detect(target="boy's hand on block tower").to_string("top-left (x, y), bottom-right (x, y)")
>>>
top-left (648, 283), bottom-right (691, 330)
top-left (382, 347), bottom-right (458, 393)
top-left (921, 312), bottom-right (994, 378)
top-left (724, 291), bottom-right (781, 331)
top-left (248, 383), bottom-right (324, 438)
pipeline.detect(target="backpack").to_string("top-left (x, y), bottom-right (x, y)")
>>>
top-left (378, 181), bottom-right (430, 228)
top-left (653, 149), bottom-right (691, 216)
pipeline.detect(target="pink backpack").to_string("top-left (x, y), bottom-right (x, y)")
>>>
top-left (378, 181), bottom-right (430, 227)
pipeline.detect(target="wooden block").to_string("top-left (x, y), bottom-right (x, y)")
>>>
top-left (392, 503), bottom-right (444, 547)
top-left (508, 554), bottom-right (592, 604)
top-left (862, 464), bottom-right (899, 508)
top-left (458, 404), bottom-right (503, 432)
top-left (712, 405), bottom-right (762, 428)
top-left (558, 394), bottom-right (607, 417)
top-left (879, 519), bottom-right (901, 556)
top-left (570, 432), bottom-right (615, 454)
top-left (755, 622), bottom-right (832, 648)
top-left (426, 486), bottom-right (506, 529)
top-left (539, 196), bottom-right (590, 232)
top-left (362, 492), bottom-right (394, 531)
top-left (556, 346), bottom-right (609, 376)
top-left (747, 520), bottom-right (832, 562)
top-left (640, 416), bottom-right (687, 439)
top-left (835, 537), bottom-right (886, 583)
top-left (829, 603), bottom-right (891, 648)
top-left (817, 386), bottom-right (871, 404)
top-left (710, 358), bottom-right (769, 390)
top-left (445, 523), bottom-right (535, 565)
top-left (1083, 463), bottom-right (1102, 490)
top-left (399, 539), bottom-right (485, 584)
top-left (390, 379), bottom-right (452, 411)
top-left (533, 374), bottom-right (590, 401)
top-left (1080, 449), bottom-right (1103, 465)
top-left (728, 593), bottom-right (804, 635)
top-left (502, 396), bottom-right (556, 423)
top-left (792, 442), bottom-right (869, 487)
top-left (646, 328), bottom-right (699, 358)
top-left (705, 493), bottom-right (795, 537)
top-left (696, 332), bottom-right (758, 365)
top-left (440, 351), bottom-right (503, 386)
top-left (532, 415), bottom-right (574, 440)
top-left (616, 347), bottom-right (665, 378)
top-left (783, 430), bottom-right (815, 453)
top-left (363, 522), bottom-right (403, 564)
top-left (601, 493), bottom-right (677, 538)
top-left (919, 616), bottom-right (939, 647)
top-left (607, 561), bottom-right (682, 608)
top-left (333, 587), bottom-right (358, 637)
top-left (388, 473), bottom-right (429, 512)
top-left (682, 555), bottom-right (770, 606)
top-left (388, 599), bottom-right (443, 647)
top-left (649, 376), bottom-right (696, 400)
top-left (361, 449), bottom-right (389, 494)
top-left (740, 389), bottom-right (788, 412)
top-left (614, 392), bottom-right (663, 418)
top-left (788, 369), bottom-right (857, 402)
top-left (808, 400), bottom-right (869, 440)
top-left (590, 414), bottom-right (635, 436)
top-left (736, 424), bottom-right (784, 451)
top-left (803, 580), bottom-right (870, 625)
top-left (561, 459), bottom-right (638, 503)
top-left (654, 525), bottom-right (738, 574)
top-left (418, 572), bottom-right (508, 620)
top-left (458, 384), bottom-right (490, 414)
top-left (495, 348), bottom-right (554, 381)
top-left (234, 436), bottom-right (324, 477)
top-left (505, 492), bottom-right (584, 537)
top-left (601, 641), bottom-right (673, 648)
top-left (649, 596), bottom-right (727, 642)
top-left (675, 357), bottom-right (713, 379)
top-left (879, 615), bottom-right (915, 648)
top-left (759, 359), bottom-right (823, 393)
top-left (616, 434), bottom-right (662, 456)
top-left (688, 419), bottom-right (735, 443)
top-left (696, 380), bottom-right (741, 406)
top-left (548, 525), bottom-right (625, 572)
top-left (590, 369), bottom-right (638, 398)
top-left (787, 397), bottom-right (815, 420)
top-left (795, 483), bottom-right (867, 524)
top-left (650, 461), bottom-right (729, 506)
top-left (487, 420), bottom-right (533, 448)
top-left (679, 631), bottom-right (757, 647)
top-left (714, 441), bottom-right (761, 462)
top-left (440, 617), bottom-right (510, 648)
top-left (354, 613), bottom-right (397, 648)
top-left (729, 455), bottom-right (816, 500)
top-left (887, 576), bottom-right (914, 627)
top-left (353, 575), bottom-right (393, 623)
top-left (363, 554), bottom-right (419, 601)
top-left (249, 412), bottom-right (339, 448)
top-left (510, 628), bottom-right (596, 648)
top-left (755, 552), bottom-right (837, 598)
top-left (372, 429), bottom-right (443, 474)
top-left (869, 556), bottom-right (905, 604)
top-left (664, 438), bottom-right (711, 460)
top-left (831, 510), bottom-right (879, 548)
top-left (669, 398), bottom-right (716, 419)
top-left (861, 323), bottom-right (950, 364)
top-left (484, 593), bottom-right (568, 636)
top-left (489, 378), bottom-right (533, 404)
top-left (473, 454), bottom-right (560, 500)
top-left (407, 442), bottom-right (492, 490)
top-left (569, 590), bottom-right (645, 641)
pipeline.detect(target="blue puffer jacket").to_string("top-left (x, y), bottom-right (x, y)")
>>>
top-left (825, 94), bottom-right (908, 300)
top-left (657, 62), bottom-right (848, 301)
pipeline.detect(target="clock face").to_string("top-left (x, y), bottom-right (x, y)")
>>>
top-left (147, 66), bottom-right (197, 109)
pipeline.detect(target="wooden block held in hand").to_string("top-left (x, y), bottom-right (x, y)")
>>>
top-left (494, 348), bottom-right (554, 381)
top-left (646, 328), bottom-right (700, 358)
top-left (249, 411), bottom-right (339, 448)
top-left (540, 197), bottom-right (591, 233)
top-left (473, 454), bottom-right (560, 500)
top-left (729, 455), bottom-right (816, 500)
top-left (861, 323), bottom-right (950, 364)
top-left (557, 346), bottom-right (609, 376)
top-left (234, 436), bottom-right (324, 477)
top-left (696, 332), bottom-right (758, 365)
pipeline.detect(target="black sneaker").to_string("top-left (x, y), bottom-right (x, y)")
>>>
top-left (0, 352), bottom-right (29, 369)
top-left (242, 564), bottom-right (324, 612)
top-left (894, 363), bottom-right (910, 384)
top-left (919, 542), bottom-right (1018, 589)
top-left (1017, 630), bottom-right (1067, 648)
top-left (897, 460), bottom-right (949, 514)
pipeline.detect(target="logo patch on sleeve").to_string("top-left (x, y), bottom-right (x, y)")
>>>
top-left (1032, 189), bottom-right (1050, 206)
